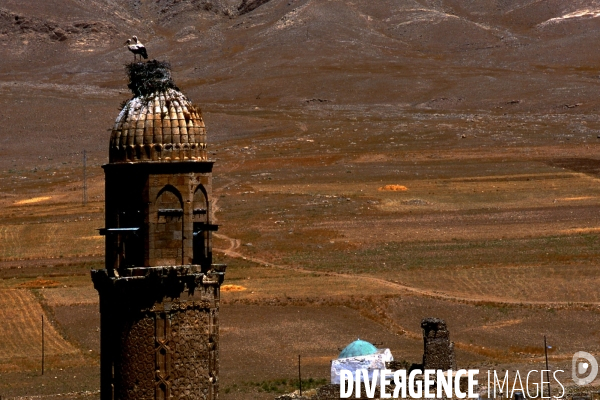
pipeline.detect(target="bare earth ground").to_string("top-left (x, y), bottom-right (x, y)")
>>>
top-left (3, 0), bottom-right (600, 398)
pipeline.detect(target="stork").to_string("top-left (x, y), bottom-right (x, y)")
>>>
top-left (126, 35), bottom-right (148, 62)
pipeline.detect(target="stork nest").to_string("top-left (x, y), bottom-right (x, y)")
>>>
top-left (126, 60), bottom-right (179, 97)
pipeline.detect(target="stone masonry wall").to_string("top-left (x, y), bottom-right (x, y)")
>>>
top-left (421, 317), bottom-right (456, 371)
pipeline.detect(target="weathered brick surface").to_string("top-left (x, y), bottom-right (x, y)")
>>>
top-left (93, 265), bottom-right (225, 400)
top-left (96, 64), bottom-right (224, 400)
top-left (103, 163), bottom-right (215, 271)
top-left (422, 317), bottom-right (456, 371)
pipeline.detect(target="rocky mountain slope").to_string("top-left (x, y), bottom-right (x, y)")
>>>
top-left (1, 0), bottom-right (600, 109)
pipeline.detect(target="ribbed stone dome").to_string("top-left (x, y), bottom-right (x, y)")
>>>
top-left (108, 61), bottom-right (208, 163)
top-left (109, 88), bottom-right (207, 163)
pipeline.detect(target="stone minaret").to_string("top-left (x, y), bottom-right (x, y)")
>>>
top-left (92, 61), bottom-right (225, 400)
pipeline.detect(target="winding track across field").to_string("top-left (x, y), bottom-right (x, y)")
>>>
top-left (210, 175), bottom-right (600, 310)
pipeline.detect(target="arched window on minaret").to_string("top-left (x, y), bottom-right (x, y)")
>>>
top-left (192, 184), bottom-right (210, 267)
top-left (155, 185), bottom-right (184, 266)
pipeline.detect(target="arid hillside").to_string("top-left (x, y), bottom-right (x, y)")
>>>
top-left (2, 0), bottom-right (600, 167)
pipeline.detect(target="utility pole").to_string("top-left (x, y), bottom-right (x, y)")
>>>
top-left (298, 354), bottom-right (302, 396)
top-left (83, 150), bottom-right (87, 206)
top-left (42, 315), bottom-right (45, 375)
top-left (544, 335), bottom-right (551, 398)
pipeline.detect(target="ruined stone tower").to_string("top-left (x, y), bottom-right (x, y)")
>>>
top-left (92, 61), bottom-right (225, 400)
top-left (421, 317), bottom-right (456, 371)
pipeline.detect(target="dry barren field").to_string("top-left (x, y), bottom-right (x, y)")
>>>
top-left (2, 97), bottom-right (600, 398)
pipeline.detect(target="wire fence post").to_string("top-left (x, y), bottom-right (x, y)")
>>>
top-left (544, 335), bottom-right (551, 398)
top-left (83, 149), bottom-right (87, 206)
top-left (42, 314), bottom-right (45, 375)
top-left (298, 354), bottom-right (302, 396)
